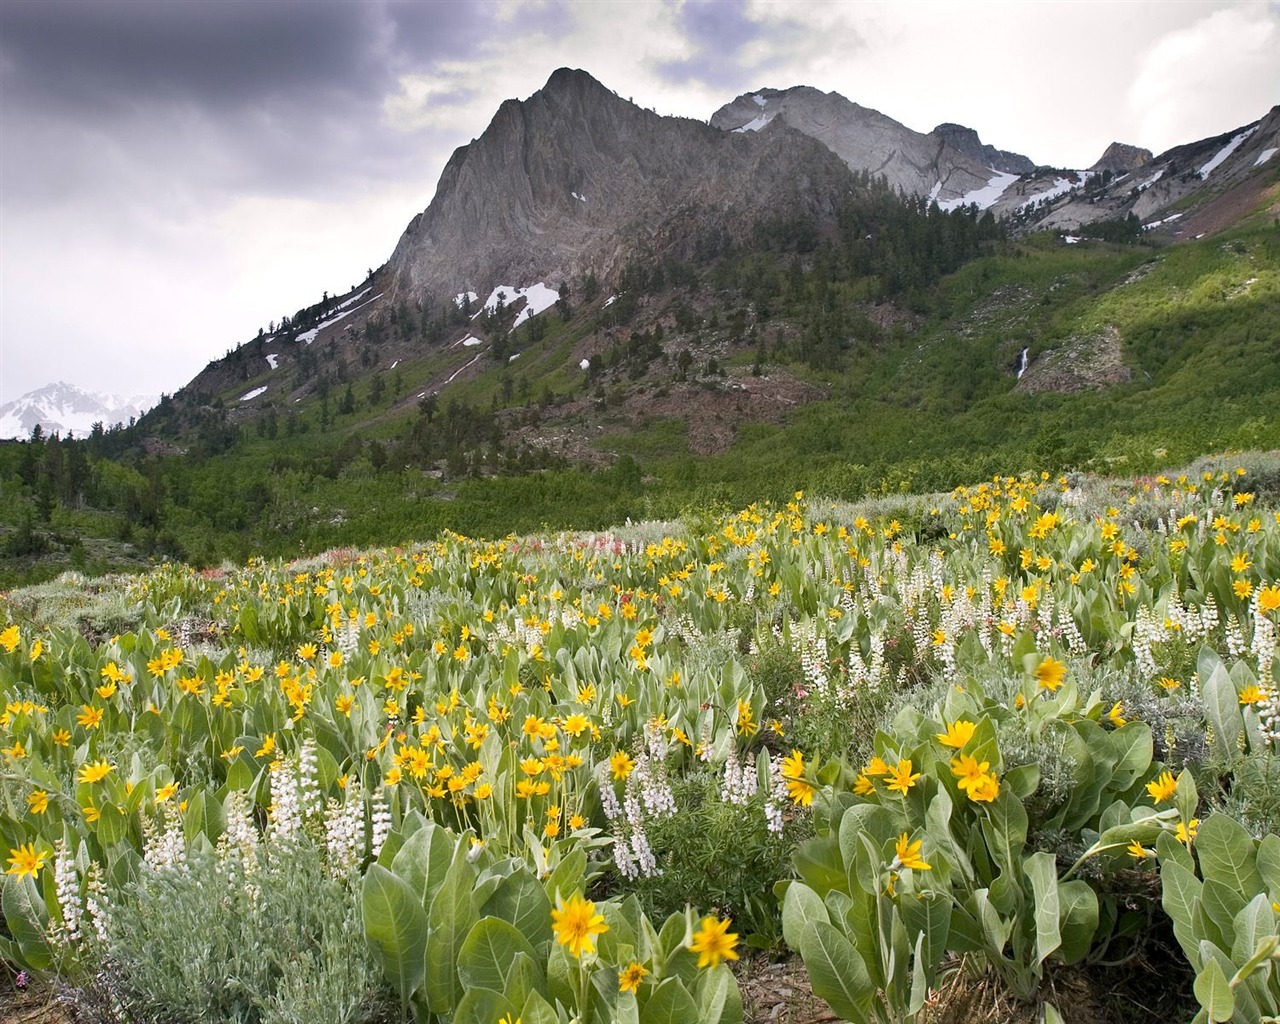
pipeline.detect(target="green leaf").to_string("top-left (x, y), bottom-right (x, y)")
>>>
top-left (390, 819), bottom-right (453, 905)
top-left (1056, 880), bottom-right (1099, 965)
top-left (1193, 958), bottom-right (1235, 1022)
top-left (1196, 814), bottom-right (1263, 899)
top-left (979, 790), bottom-right (1029, 880)
top-left (797, 920), bottom-right (874, 1024)
top-left (1175, 770), bottom-right (1200, 830)
top-left (481, 866), bottom-right (553, 948)
top-left (1203, 661), bottom-right (1243, 755)
top-left (640, 977), bottom-right (699, 1024)
top-left (897, 891), bottom-right (950, 985)
top-left (1005, 763), bottom-right (1040, 800)
top-left (794, 834), bottom-right (848, 898)
top-left (424, 844), bottom-right (478, 1016)
top-left (2, 874), bottom-right (52, 970)
top-left (361, 863), bottom-right (428, 1006)
top-left (1231, 894), bottom-right (1276, 969)
top-left (696, 965), bottom-right (744, 1024)
top-left (453, 987), bottom-right (517, 1024)
top-left (457, 916), bottom-right (539, 995)
top-left (1024, 851), bottom-right (1061, 966)
top-left (520, 990), bottom-right (560, 1024)
top-left (1198, 880), bottom-right (1245, 952)
top-left (781, 881), bottom-right (830, 952)
top-left (1109, 722), bottom-right (1154, 789)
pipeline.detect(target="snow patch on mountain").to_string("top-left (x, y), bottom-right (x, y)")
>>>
top-left (1255, 147), bottom-right (1277, 166)
top-left (296, 292), bottom-right (382, 344)
top-left (0, 381), bottom-right (158, 439)
top-left (1199, 126), bottom-right (1259, 178)
top-left (938, 170), bottom-right (1018, 212)
top-left (1017, 173), bottom-right (1095, 213)
top-left (480, 283), bottom-right (561, 327)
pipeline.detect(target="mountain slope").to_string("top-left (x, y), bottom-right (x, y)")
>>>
top-left (386, 68), bottom-right (857, 306)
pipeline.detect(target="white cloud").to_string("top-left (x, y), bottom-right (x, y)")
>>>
top-left (1131, 5), bottom-right (1280, 151)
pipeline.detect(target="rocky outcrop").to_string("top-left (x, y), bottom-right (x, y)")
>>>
top-left (1089, 142), bottom-right (1152, 174)
top-left (386, 69), bottom-right (856, 305)
top-left (710, 87), bottom-right (998, 204)
top-left (1015, 325), bottom-right (1131, 394)
top-left (931, 122), bottom-right (1034, 175)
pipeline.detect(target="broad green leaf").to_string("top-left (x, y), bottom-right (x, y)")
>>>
top-left (2, 874), bottom-right (52, 970)
top-left (452, 987), bottom-right (517, 1024)
top-left (1056, 880), bottom-right (1099, 965)
top-left (639, 977), bottom-right (699, 1024)
top-left (1175, 770), bottom-right (1200, 830)
top-left (520, 990), bottom-right (560, 1024)
top-left (1024, 851), bottom-right (1061, 965)
top-left (781, 880), bottom-right (830, 952)
top-left (1192, 958), bottom-right (1234, 1022)
top-left (794, 834), bottom-right (847, 898)
top-left (1109, 722), bottom-right (1154, 789)
top-left (457, 916), bottom-right (539, 995)
top-left (481, 866), bottom-right (553, 948)
top-left (390, 819), bottom-right (453, 905)
top-left (1198, 880), bottom-right (1245, 952)
top-left (1196, 814), bottom-right (1263, 899)
top-left (798, 920), bottom-right (874, 1024)
top-left (1231, 894), bottom-right (1276, 968)
top-left (696, 964), bottom-right (744, 1024)
top-left (424, 844), bottom-right (478, 1016)
top-left (361, 863), bottom-right (427, 1006)
top-left (1203, 661), bottom-right (1243, 755)
top-left (897, 891), bottom-right (950, 984)
top-left (979, 790), bottom-right (1028, 880)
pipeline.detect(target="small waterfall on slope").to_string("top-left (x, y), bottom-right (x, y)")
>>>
top-left (1016, 347), bottom-right (1029, 380)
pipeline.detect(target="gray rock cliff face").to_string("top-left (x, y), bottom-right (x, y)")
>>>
top-left (709, 87), bottom-right (998, 202)
top-left (1089, 142), bottom-right (1153, 173)
top-left (387, 69), bottom-right (856, 305)
top-left (931, 122), bottom-right (1034, 175)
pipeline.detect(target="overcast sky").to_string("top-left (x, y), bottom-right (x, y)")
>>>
top-left (2, 0), bottom-right (1277, 405)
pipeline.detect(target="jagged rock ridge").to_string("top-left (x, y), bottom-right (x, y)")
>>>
top-left (710, 87), bottom-right (1002, 204)
top-left (932, 122), bottom-right (1034, 175)
top-left (387, 68), bottom-right (857, 305)
top-left (1089, 142), bottom-right (1153, 174)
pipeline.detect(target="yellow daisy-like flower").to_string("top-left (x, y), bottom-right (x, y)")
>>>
top-left (551, 893), bottom-right (609, 959)
top-left (1258, 586), bottom-right (1280, 615)
top-left (1036, 656), bottom-right (1066, 692)
top-left (6, 842), bottom-right (47, 880)
top-left (1127, 840), bottom-right (1154, 861)
top-left (935, 719), bottom-right (976, 749)
top-left (26, 790), bottom-right (49, 815)
top-left (1175, 818), bottom-right (1199, 848)
top-left (780, 750), bottom-right (816, 806)
top-left (688, 915), bottom-right (739, 969)
top-left (78, 759), bottom-right (114, 784)
top-left (1239, 685), bottom-right (1267, 706)
top-left (619, 960), bottom-right (649, 993)
top-left (886, 759), bottom-right (921, 796)
top-left (892, 833), bottom-right (931, 872)
top-left (0, 625), bottom-right (20, 652)
top-left (610, 750), bottom-right (635, 781)
top-left (1145, 770), bottom-right (1177, 804)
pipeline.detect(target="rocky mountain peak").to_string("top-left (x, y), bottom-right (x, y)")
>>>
top-left (1089, 141), bottom-right (1153, 173)
top-left (930, 122), bottom-right (1034, 175)
top-left (386, 69), bottom-right (856, 306)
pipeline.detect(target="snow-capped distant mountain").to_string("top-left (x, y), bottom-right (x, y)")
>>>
top-left (0, 381), bottom-right (158, 440)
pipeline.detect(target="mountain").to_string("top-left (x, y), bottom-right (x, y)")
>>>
top-left (1089, 141), bottom-right (1152, 174)
top-left (931, 122), bottom-right (1035, 175)
top-left (0, 381), bottom-right (157, 440)
top-left (386, 67), bottom-right (856, 307)
top-left (709, 86), bottom-right (1005, 205)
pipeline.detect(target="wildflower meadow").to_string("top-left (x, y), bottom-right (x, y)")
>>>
top-left (2, 455), bottom-right (1280, 1023)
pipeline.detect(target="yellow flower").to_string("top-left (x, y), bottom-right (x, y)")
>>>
top-left (780, 750), bottom-right (816, 806)
top-left (1127, 840), bottom-right (1154, 861)
top-left (27, 790), bottom-right (49, 815)
top-left (78, 759), bottom-right (114, 784)
top-left (1239, 684), bottom-right (1267, 706)
top-left (0, 625), bottom-right (19, 652)
top-left (936, 719), bottom-right (976, 749)
top-left (1175, 818), bottom-right (1199, 848)
top-left (689, 915), bottom-right (739, 969)
top-left (865, 756), bottom-right (890, 777)
top-left (1258, 586), bottom-right (1280, 615)
top-left (892, 833), bottom-right (931, 872)
top-left (77, 704), bottom-right (104, 730)
top-left (736, 699), bottom-right (758, 737)
top-left (619, 960), bottom-right (649, 994)
top-left (886, 759), bottom-right (921, 796)
top-left (1231, 553), bottom-right (1253, 573)
top-left (1234, 579), bottom-right (1254, 599)
top-left (968, 774), bottom-right (1000, 802)
top-left (1158, 677), bottom-right (1182, 692)
top-left (551, 893), bottom-right (608, 959)
top-left (82, 804), bottom-right (99, 822)
top-left (1107, 702), bottom-right (1127, 728)
top-left (1145, 770), bottom-right (1177, 804)
top-left (1036, 656), bottom-right (1066, 692)
top-left (853, 773), bottom-right (875, 795)
top-left (610, 750), bottom-right (635, 781)
top-left (6, 842), bottom-right (47, 880)
top-left (52, 728), bottom-right (71, 747)
top-left (156, 782), bottom-right (178, 803)
top-left (335, 694), bottom-right (356, 716)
